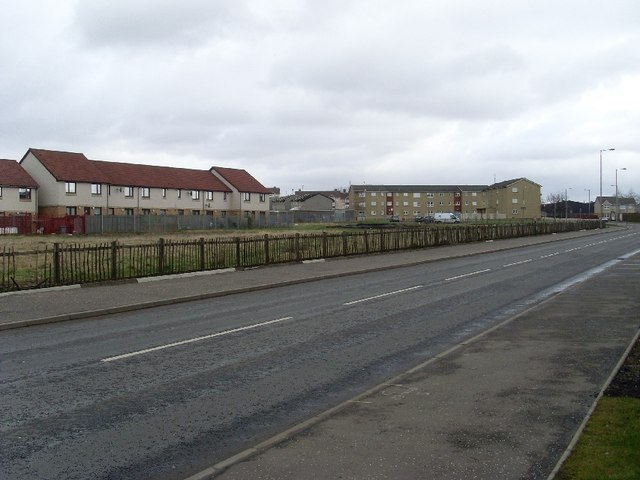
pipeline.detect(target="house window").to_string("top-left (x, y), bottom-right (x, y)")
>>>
top-left (141, 187), bottom-right (150, 198)
top-left (108, 208), bottom-right (114, 215)
top-left (244, 192), bottom-right (251, 202)
top-left (370, 192), bottom-right (377, 197)
top-left (66, 206), bottom-right (77, 215)
top-left (91, 183), bottom-right (102, 195)
top-left (223, 192), bottom-right (228, 201)
top-left (191, 190), bottom-right (200, 200)
top-left (178, 209), bottom-right (184, 215)
top-left (427, 201), bottom-right (434, 207)
top-left (512, 209), bottom-right (519, 215)
top-left (0, 186), bottom-right (2, 197)
top-left (162, 188), bottom-right (167, 198)
top-left (192, 210), bottom-right (200, 215)
top-left (427, 193), bottom-right (434, 198)
top-left (159, 209), bottom-right (167, 215)
top-left (370, 210), bottom-right (377, 216)
top-left (358, 192), bottom-right (366, 198)
top-left (512, 187), bottom-right (518, 193)
top-left (19, 188), bottom-right (31, 200)
top-left (65, 182), bottom-right (76, 194)
top-left (413, 193), bottom-right (420, 198)
top-left (124, 186), bottom-right (134, 198)
top-left (512, 198), bottom-right (518, 204)
top-left (177, 189), bottom-right (182, 199)
top-left (206, 191), bottom-right (214, 201)
top-left (403, 201), bottom-right (409, 207)
top-left (404, 193), bottom-right (409, 197)
top-left (94, 207), bottom-right (102, 216)
top-left (259, 193), bottom-right (266, 203)
top-left (370, 201), bottom-right (377, 207)
top-left (142, 209), bottom-right (151, 215)
top-left (124, 208), bottom-right (134, 215)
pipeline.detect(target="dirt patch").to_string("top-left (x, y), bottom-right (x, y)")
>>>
top-left (605, 334), bottom-right (640, 399)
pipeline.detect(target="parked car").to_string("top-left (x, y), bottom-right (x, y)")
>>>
top-left (433, 213), bottom-right (460, 223)
top-left (415, 215), bottom-right (435, 223)
top-left (389, 215), bottom-right (400, 222)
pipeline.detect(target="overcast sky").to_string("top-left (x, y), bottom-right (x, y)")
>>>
top-left (2, 0), bottom-right (639, 202)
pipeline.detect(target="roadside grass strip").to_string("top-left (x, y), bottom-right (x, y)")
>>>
top-left (555, 397), bottom-right (640, 480)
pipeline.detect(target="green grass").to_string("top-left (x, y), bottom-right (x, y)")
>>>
top-left (556, 396), bottom-right (640, 480)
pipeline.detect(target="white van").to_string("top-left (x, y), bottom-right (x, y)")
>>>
top-left (433, 213), bottom-right (460, 223)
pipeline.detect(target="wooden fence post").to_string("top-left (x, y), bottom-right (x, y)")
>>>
top-left (53, 243), bottom-right (61, 285)
top-left (342, 232), bottom-right (348, 256)
top-left (264, 234), bottom-right (270, 264)
top-left (199, 237), bottom-right (205, 271)
top-left (235, 237), bottom-right (241, 268)
top-left (380, 229), bottom-right (385, 252)
top-left (110, 241), bottom-right (118, 280)
top-left (295, 233), bottom-right (301, 261)
top-left (364, 230), bottom-right (369, 254)
top-left (322, 232), bottom-right (328, 258)
top-left (158, 238), bottom-right (165, 274)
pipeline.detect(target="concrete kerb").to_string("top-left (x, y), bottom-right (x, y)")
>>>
top-left (546, 326), bottom-right (640, 480)
top-left (0, 227), bottom-right (616, 332)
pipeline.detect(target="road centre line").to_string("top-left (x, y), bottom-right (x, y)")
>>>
top-left (101, 317), bottom-right (293, 363)
top-left (343, 286), bottom-right (423, 306)
top-left (540, 252), bottom-right (560, 259)
top-left (503, 259), bottom-right (532, 267)
top-left (445, 268), bottom-right (492, 282)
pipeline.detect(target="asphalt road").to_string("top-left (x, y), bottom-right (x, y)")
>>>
top-left (1, 228), bottom-right (639, 479)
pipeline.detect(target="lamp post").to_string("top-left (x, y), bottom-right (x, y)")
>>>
top-left (599, 148), bottom-right (615, 220)
top-left (615, 167), bottom-right (627, 222)
top-left (584, 188), bottom-right (591, 217)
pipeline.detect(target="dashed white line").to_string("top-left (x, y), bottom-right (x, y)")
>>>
top-left (503, 259), bottom-right (532, 267)
top-left (343, 286), bottom-right (423, 306)
top-left (445, 269), bottom-right (492, 282)
top-left (540, 252), bottom-right (560, 259)
top-left (101, 316), bottom-right (293, 363)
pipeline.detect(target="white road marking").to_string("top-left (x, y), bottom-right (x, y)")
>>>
top-left (101, 317), bottom-right (293, 363)
top-left (343, 286), bottom-right (423, 306)
top-left (445, 269), bottom-right (491, 282)
top-left (503, 259), bottom-right (532, 267)
top-left (540, 252), bottom-right (560, 259)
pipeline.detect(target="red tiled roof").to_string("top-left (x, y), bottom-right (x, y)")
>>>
top-left (23, 148), bottom-right (109, 183)
top-left (93, 160), bottom-right (231, 192)
top-left (210, 166), bottom-right (270, 194)
top-left (0, 159), bottom-right (39, 188)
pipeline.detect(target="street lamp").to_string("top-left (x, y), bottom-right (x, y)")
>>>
top-left (615, 167), bottom-right (627, 222)
top-left (584, 188), bottom-right (591, 217)
top-left (599, 148), bottom-right (615, 220)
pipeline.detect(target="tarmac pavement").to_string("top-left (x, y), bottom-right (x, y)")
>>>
top-left (2, 226), bottom-right (639, 480)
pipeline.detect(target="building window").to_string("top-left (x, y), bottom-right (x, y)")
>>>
top-left (124, 208), bottom-right (134, 215)
top-left (142, 209), bottom-right (151, 215)
top-left (426, 192), bottom-right (434, 198)
top-left (94, 207), bottom-right (102, 216)
top-left (162, 188), bottom-right (167, 198)
top-left (427, 201), bottom-right (434, 207)
top-left (413, 202), bottom-right (420, 207)
top-left (159, 209), bottom-right (167, 215)
top-left (370, 210), bottom-right (377, 216)
top-left (259, 193), bottom-right (266, 203)
top-left (223, 192), bottom-right (228, 201)
top-left (192, 210), bottom-right (200, 215)
top-left (19, 188), bottom-right (31, 200)
top-left (65, 182), bottom-right (76, 194)
top-left (206, 191), bottom-right (214, 201)
top-left (191, 190), bottom-right (200, 200)
top-left (141, 187), bottom-right (150, 198)
top-left (0, 186), bottom-right (2, 197)
top-left (512, 209), bottom-right (519, 215)
top-left (370, 201), bottom-right (377, 207)
top-left (91, 183), bottom-right (102, 195)
top-left (403, 193), bottom-right (409, 197)
top-left (413, 193), bottom-right (420, 198)
top-left (512, 187), bottom-right (518, 193)
top-left (178, 209), bottom-right (184, 215)
top-left (358, 192), bottom-right (366, 198)
top-left (370, 192), bottom-right (377, 197)
top-left (244, 192), bottom-right (251, 202)
top-left (66, 206), bottom-right (77, 215)
top-left (124, 186), bottom-right (134, 198)
top-left (512, 198), bottom-right (518, 204)
top-left (108, 208), bottom-right (114, 215)
top-left (177, 189), bottom-right (182, 199)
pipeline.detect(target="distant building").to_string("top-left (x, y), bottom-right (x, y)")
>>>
top-left (0, 159), bottom-right (39, 217)
top-left (349, 178), bottom-right (542, 221)
top-left (594, 196), bottom-right (637, 221)
top-left (271, 193), bottom-right (334, 212)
